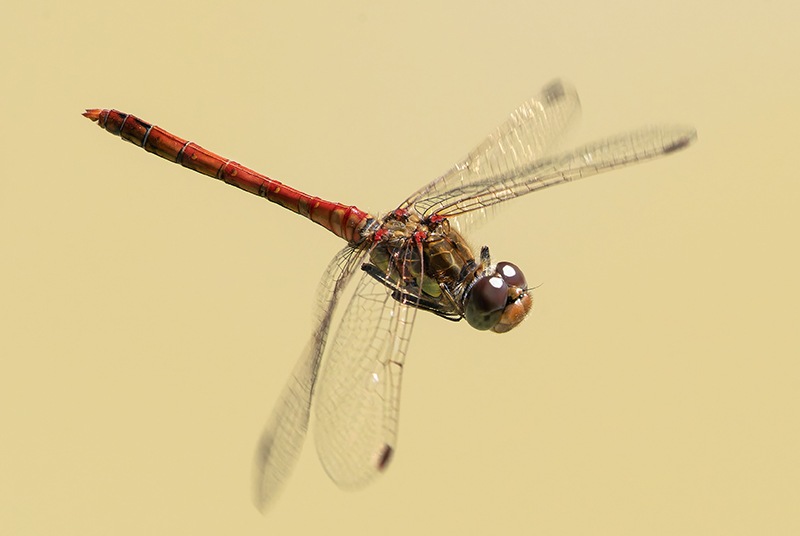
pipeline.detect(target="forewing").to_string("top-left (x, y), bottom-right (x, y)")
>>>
top-left (403, 79), bottom-right (581, 216)
top-left (313, 263), bottom-right (418, 489)
top-left (430, 125), bottom-right (697, 218)
top-left (252, 244), bottom-right (368, 512)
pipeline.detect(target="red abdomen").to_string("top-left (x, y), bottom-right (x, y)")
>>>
top-left (84, 109), bottom-right (371, 244)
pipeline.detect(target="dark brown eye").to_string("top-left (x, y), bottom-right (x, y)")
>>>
top-left (464, 276), bottom-right (508, 330)
top-left (496, 261), bottom-right (526, 288)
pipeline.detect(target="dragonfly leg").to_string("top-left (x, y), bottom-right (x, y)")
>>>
top-left (361, 263), bottom-right (461, 322)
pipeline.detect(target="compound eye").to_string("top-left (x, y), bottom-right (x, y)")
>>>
top-left (496, 261), bottom-right (526, 288)
top-left (464, 276), bottom-right (508, 331)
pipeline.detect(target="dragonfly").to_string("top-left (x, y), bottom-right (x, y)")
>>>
top-left (84, 79), bottom-right (696, 511)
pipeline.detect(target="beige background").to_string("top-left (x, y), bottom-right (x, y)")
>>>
top-left (2, 1), bottom-right (797, 534)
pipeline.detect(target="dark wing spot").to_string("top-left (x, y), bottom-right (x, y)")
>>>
top-left (663, 132), bottom-right (696, 154)
top-left (542, 80), bottom-right (566, 102)
top-left (376, 444), bottom-right (394, 471)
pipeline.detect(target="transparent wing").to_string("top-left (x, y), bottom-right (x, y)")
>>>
top-left (428, 125), bottom-right (697, 218)
top-left (252, 244), bottom-right (368, 512)
top-left (402, 79), bottom-right (581, 215)
top-left (313, 251), bottom-right (420, 489)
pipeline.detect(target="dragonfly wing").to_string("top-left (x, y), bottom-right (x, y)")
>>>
top-left (252, 244), bottom-right (368, 512)
top-left (403, 79), bottom-right (581, 216)
top-left (313, 260), bottom-right (419, 489)
top-left (430, 125), bottom-right (697, 218)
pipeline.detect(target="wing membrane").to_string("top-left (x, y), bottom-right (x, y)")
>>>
top-left (403, 79), bottom-right (581, 215)
top-left (430, 125), bottom-right (697, 218)
top-left (313, 246), bottom-right (420, 488)
top-left (252, 244), bottom-right (368, 512)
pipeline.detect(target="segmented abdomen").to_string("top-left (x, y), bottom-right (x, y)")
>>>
top-left (84, 109), bottom-right (371, 244)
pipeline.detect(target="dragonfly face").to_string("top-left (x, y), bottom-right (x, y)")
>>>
top-left (463, 260), bottom-right (532, 333)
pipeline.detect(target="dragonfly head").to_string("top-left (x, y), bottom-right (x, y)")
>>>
top-left (463, 261), bottom-right (532, 333)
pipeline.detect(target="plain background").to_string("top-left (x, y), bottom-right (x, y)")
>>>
top-left (2, 1), bottom-right (798, 534)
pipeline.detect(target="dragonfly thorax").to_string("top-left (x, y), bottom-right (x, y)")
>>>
top-left (366, 210), bottom-right (532, 332)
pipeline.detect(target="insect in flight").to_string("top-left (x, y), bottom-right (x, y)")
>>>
top-left (84, 79), bottom-right (696, 510)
